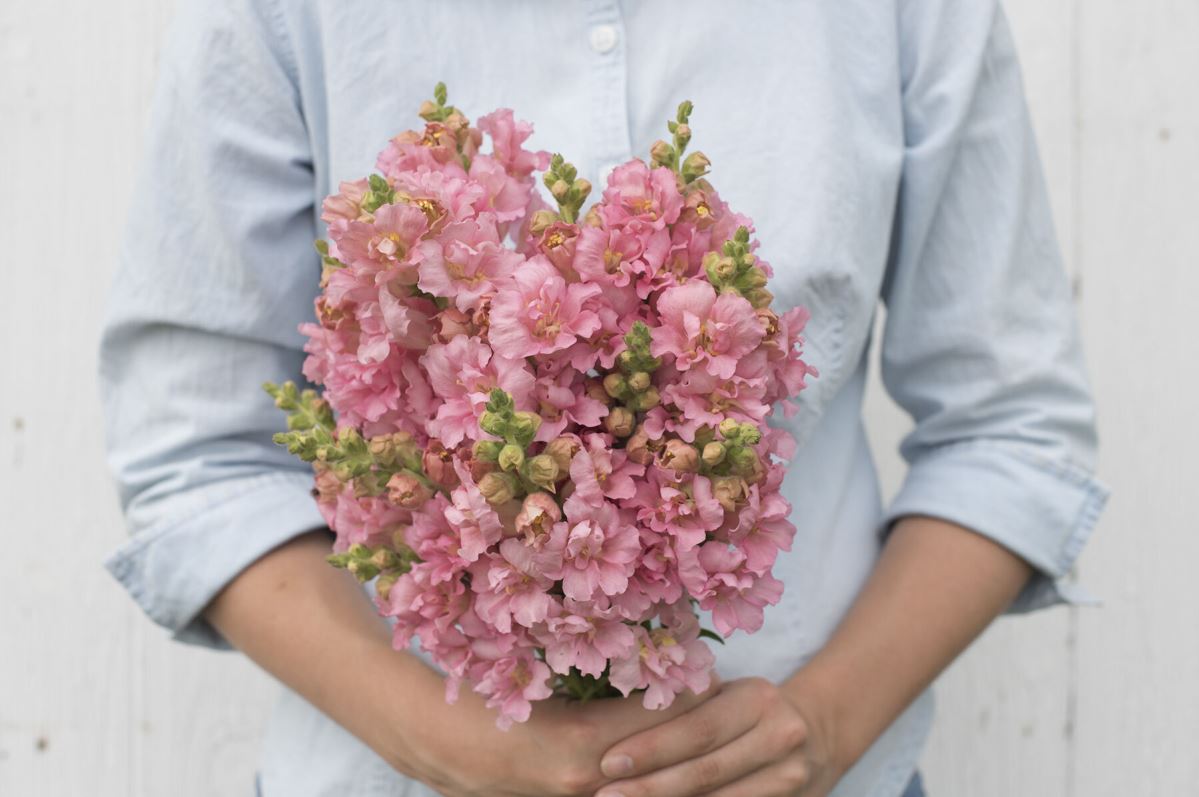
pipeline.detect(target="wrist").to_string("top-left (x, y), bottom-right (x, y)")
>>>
top-left (781, 661), bottom-right (857, 780)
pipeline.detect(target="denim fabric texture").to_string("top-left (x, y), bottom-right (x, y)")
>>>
top-left (100, 1), bottom-right (1109, 795)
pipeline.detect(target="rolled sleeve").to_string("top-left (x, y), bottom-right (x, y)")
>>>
top-left (99, 0), bottom-right (325, 646)
top-left (877, 0), bottom-right (1110, 612)
top-left (105, 472), bottom-right (326, 648)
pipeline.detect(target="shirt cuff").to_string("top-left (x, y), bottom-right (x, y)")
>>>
top-left (877, 439), bottom-right (1110, 615)
top-left (104, 470), bottom-right (327, 648)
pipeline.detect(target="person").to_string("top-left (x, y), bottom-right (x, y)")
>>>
top-left (98, 1), bottom-right (1110, 795)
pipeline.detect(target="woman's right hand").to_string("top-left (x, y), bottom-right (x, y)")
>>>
top-left (379, 662), bottom-right (719, 797)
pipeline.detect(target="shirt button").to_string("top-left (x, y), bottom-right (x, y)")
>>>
top-left (589, 24), bottom-right (618, 54)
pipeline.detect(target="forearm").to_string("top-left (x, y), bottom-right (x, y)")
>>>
top-left (202, 529), bottom-right (444, 774)
top-left (783, 514), bottom-right (1035, 775)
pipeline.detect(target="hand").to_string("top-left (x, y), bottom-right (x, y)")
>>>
top-left (391, 669), bottom-right (722, 797)
top-left (592, 676), bottom-right (842, 797)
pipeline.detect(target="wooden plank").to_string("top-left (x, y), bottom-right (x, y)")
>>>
top-left (1072, 0), bottom-right (1199, 793)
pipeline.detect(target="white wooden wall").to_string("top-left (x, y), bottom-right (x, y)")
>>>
top-left (1, 2), bottom-right (1194, 795)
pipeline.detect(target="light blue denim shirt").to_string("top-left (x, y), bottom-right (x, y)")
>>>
top-left (99, 1), bottom-right (1110, 795)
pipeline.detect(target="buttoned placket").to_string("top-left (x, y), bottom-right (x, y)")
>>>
top-left (584, 1), bottom-right (634, 191)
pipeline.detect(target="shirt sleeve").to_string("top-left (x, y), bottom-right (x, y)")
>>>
top-left (876, 0), bottom-right (1111, 613)
top-left (98, 0), bottom-right (327, 648)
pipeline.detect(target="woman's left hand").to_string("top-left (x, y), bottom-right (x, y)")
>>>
top-left (593, 676), bottom-right (843, 797)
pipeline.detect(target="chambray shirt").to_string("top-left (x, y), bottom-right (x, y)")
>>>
top-left (99, 1), bottom-right (1111, 795)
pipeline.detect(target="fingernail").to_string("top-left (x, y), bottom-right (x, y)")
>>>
top-left (600, 754), bottom-right (633, 777)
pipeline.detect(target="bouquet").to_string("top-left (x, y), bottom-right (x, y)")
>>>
top-left (266, 84), bottom-right (817, 729)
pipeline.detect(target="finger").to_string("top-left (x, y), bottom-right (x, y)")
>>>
top-left (597, 721), bottom-right (785, 797)
top-left (598, 685), bottom-right (757, 780)
top-left (585, 672), bottom-right (723, 747)
top-left (699, 759), bottom-right (811, 797)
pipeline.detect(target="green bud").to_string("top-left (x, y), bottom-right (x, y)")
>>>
top-left (525, 454), bottom-right (560, 489)
top-left (498, 444), bottom-right (526, 472)
top-left (473, 440), bottom-right (503, 462)
top-left (510, 412), bottom-right (542, 446)
top-left (718, 418), bottom-right (741, 439)
top-left (478, 471), bottom-right (519, 505)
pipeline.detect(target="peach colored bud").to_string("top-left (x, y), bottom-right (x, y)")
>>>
top-left (515, 492), bottom-right (562, 545)
top-left (661, 439), bottom-right (700, 473)
top-left (630, 386), bottom-right (660, 411)
top-left (650, 139), bottom-right (673, 166)
top-left (625, 427), bottom-right (653, 465)
top-left (387, 472), bottom-right (432, 509)
top-left (529, 209), bottom-right (558, 236)
top-left (702, 442), bottom-right (727, 468)
top-left (711, 475), bottom-right (746, 512)
top-left (478, 472), bottom-right (518, 505)
top-left (422, 441), bottom-right (458, 489)
top-left (584, 378), bottom-right (613, 406)
top-left (605, 407), bottom-right (636, 438)
top-left (603, 372), bottom-right (628, 399)
top-left (627, 371), bottom-right (652, 392)
top-left (718, 418), bottom-right (741, 439)
top-left (544, 435), bottom-right (582, 474)
top-left (525, 454), bottom-right (560, 489)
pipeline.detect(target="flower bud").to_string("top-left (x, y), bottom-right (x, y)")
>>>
top-left (375, 571), bottom-right (400, 602)
top-left (681, 151), bottom-right (710, 182)
top-left (511, 411), bottom-right (542, 442)
top-left (718, 418), bottom-right (741, 439)
top-left (572, 178), bottom-right (592, 198)
top-left (650, 139), bottom-right (674, 167)
top-left (525, 454), bottom-right (559, 489)
top-left (627, 371), bottom-right (652, 392)
top-left (605, 406), bottom-right (636, 438)
top-left (422, 441), bottom-right (459, 489)
top-left (625, 426), bottom-right (654, 465)
top-left (478, 472), bottom-right (519, 505)
top-left (602, 372), bottom-right (628, 399)
top-left (745, 287), bottom-right (774, 309)
top-left (529, 209), bottom-right (558, 236)
top-left (386, 472), bottom-right (432, 509)
top-left (544, 435), bottom-right (582, 473)
top-left (515, 492), bottom-right (562, 544)
top-left (582, 206), bottom-right (603, 227)
top-left (727, 446), bottom-right (761, 477)
top-left (711, 476), bottom-right (746, 512)
top-left (585, 378), bottom-right (613, 406)
top-left (498, 444), bottom-right (526, 472)
top-left (702, 441), bottom-right (727, 468)
top-left (660, 439), bottom-right (700, 473)
top-left (473, 440), bottom-right (503, 462)
top-left (629, 385), bottom-right (660, 411)
top-left (550, 179), bottom-right (570, 201)
top-left (370, 548), bottom-right (399, 570)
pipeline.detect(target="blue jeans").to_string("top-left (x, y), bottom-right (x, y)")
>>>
top-left (903, 770), bottom-right (927, 797)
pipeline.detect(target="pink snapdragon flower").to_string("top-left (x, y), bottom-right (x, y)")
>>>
top-left (470, 538), bottom-right (557, 633)
top-left (332, 201), bottom-right (429, 280)
top-left (678, 542), bottom-right (784, 636)
top-left (608, 604), bottom-right (714, 710)
top-left (471, 649), bottom-right (555, 730)
top-left (535, 600), bottom-right (636, 678)
top-left (416, 214), bottom-right (523, 312)
top-left (728, 486), bottom-right (796, 574)
top-left (537, 503), bottom-right (640, 602)
top-left (488, 256), bottom-right (602, 359)
top-left (567, 434), bottom-right (645, 507)
top-left (598, 160), bottom-right (684, 232)
top-left (477, 108), bottom-right (551, 179)
top-left (445, 461), bottom-right (505, 562)
top-left (421, 335), bottom-right (534, 447)
top-left (652, 280), bottom-right (766, 379)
